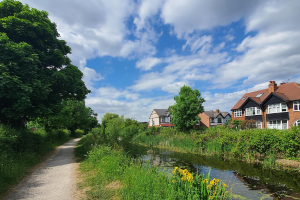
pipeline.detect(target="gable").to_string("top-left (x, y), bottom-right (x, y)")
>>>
top-left (241, 98), bottom-right (260, 109)
top-left (263, 94), bottom-right (287, 105)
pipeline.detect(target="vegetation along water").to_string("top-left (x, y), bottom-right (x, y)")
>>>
top-left (75, 113), bottom-right (300, 199)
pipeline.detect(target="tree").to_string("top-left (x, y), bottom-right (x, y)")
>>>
top-left (169, 85), bottom-right (205, 131)
top-left (0, 0), bottom-right (90, 127)
top-left (42, 100), bottom-right (98, 134)
top-left (101, 113), bottom-right (120, 139)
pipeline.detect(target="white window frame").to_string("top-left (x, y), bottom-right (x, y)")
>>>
top-left (256, 121), bottom-right (262, 129)
top-left (245, 107), bottom-right (262, 116)
top-left (294, 101), bottom-right (300, 111)
top-left (294, 120), bottom-right (300, 126)
top-left (267, 103), bottom-right (288, 114)
top-left (267, 120), bottom-right (288, 130)
top-left (234, 109), bottom-right (242, 117)
top-left (210, 118), bottom-right (215, 123)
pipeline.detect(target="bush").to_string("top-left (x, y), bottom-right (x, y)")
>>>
top-left (74, 129), bottom-right (84, 138)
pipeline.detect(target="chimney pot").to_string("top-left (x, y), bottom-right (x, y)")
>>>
top-left (269, 81), bottom-right (278, 93)
top-left (216, 109), bottom-right (220, 113)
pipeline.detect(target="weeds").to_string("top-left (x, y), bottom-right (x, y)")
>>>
top-left (76, 133), bottom-right (230, 200)
top-left (0, 124), bottom-right (72, 196)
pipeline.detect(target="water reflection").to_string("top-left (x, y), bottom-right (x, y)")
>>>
top-left (124, 143), bottom-right (300, 200)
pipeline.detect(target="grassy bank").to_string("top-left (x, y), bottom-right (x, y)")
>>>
top-left (0, 125), bottom-right (73, 196)
top-left (75, 133), bottom-right (230, 200)
top-left (131, 126), bottom-right (300, 170)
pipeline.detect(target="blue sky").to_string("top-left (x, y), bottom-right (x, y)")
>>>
top-left (18, 0), bottom-right (300, 122)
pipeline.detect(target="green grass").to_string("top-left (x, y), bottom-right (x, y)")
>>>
top-left (0, 126), bottom-right (72, 196)
top-left (131, 126), bottom-right (300, 170)
top-left (75, 133), bottom-right (230, 200)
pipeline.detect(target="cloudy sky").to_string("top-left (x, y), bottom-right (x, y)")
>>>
top-left (19, 0), bottom-right (300, 122)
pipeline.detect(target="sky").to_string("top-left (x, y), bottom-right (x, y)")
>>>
top-left (17, 0), bottom-right (300, 122)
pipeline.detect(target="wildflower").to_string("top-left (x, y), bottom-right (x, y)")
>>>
top-left (172, 180), bottom-right (176, 183)
top-left (223, 183), bottom-right (228, 188)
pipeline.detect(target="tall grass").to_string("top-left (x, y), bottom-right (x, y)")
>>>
top-left (131, 126), bottom-right (300, 168)
top-left (76, 133), bottom-right (230, 200)
top-left (0, 125), bottom-right (71, 196)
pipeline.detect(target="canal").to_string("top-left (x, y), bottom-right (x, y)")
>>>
top-left (124, 143), bottom-right (300, 200)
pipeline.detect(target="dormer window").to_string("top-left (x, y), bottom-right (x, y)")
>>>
top-left (241, 96), bottom-right (246, 101)
top-left (256, 93), bottom-right (263, 97)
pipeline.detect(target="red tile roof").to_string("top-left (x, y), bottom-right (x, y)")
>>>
top-left (231, 82), bottom-right (300, 110)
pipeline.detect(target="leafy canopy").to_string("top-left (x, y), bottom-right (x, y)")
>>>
top-left (169, 85), bottom-right (205, 131)
top-left (0, 0), bottom-right (90, 127)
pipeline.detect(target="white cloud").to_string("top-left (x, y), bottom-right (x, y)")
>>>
top-left (136, 57), bottom-right (163, 71)
top-left (134, 0), bottom-right (164, 30)
top-left (182, 35), bottom-right (212, 53)
top-left (95, 87), bottom-right (140, 100)
top-left (160, 0), bottom-right (260, 37)
top-left (161, 81), bottom-right (189, 94)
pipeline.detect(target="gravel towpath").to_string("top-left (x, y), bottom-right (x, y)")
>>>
top-left (4, 138), bottom-right (80, 200)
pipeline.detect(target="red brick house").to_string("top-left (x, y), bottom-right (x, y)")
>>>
top-left (198, 109), bottom-right (231, 127)
top-left (231, 81), bottom-right (300, 129)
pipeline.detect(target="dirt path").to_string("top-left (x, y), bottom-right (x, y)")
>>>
top-left (3, 138), bottom-right (80, 200)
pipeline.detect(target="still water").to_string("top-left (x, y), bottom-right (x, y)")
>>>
top-left (124, 143), bottom-right (300, 200)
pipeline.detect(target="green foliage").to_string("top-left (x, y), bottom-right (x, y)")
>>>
top-left (101, 113), bottom-right (119, 138)
top-left (0, 124), bottom-right (70, 195)
top-left (38, 100), bottom-right (98, 135)
top-left (133, 126), bottom-right (300, 163)
top-left (76, 138), bottom-right (230, 200)
top-left (0, 0), bottom-right (90, 127)
top-left (169, 85), bottom-right (205, 131)
top-left (74, 129), bottom-right (84, 138)
top-left (105, 116), bottom-right (124, 143)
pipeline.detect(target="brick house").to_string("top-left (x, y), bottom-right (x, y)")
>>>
top-left (148, 109), bottom-right (174, 127)
top-left (231, 81), bottom-right (300, 129)
top-left (198, 109), bottom-right (231, 127)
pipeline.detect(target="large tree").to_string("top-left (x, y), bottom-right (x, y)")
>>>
top-left (169, 85), bottom-right (205, 131)
top-left (0, 0), bottom-right (90, 127)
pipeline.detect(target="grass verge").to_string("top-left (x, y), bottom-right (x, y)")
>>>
top-left (0, 126), bottom-right (72, 196)
top-left (75, 133), bottom-right (230, 200)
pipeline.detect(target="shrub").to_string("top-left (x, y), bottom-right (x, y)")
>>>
top-left (74, 129), bottom-right (84, 138)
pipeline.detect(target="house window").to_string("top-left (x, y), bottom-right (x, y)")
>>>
top-left (256, 121), bottom-right (262, 129)
top-left (234, 109), bottom-right (242, 117)
top-left (245, 107), bottom-right (262, 116)
top-left (161, 117), bottom-right (165, 122)
top-left (210, 118), bottom-right (215, 123)
top-left (267, 120), bottom-right (288, 129)
top-left (294, 120), bottom-right (300, 126)
top-left (267, 103), bottom-right (287, 113)
top-left (241, 96), bottom-right (247, 101)
top-left (217, 118), bottom-right (222, 123)
top-left (294, 101), bottom-right (300, 111)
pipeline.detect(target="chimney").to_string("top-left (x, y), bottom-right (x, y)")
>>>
top-left (268, 81), bottom-right (278, 93)
top-left (216, 109), bottom-right (220, 113)
top-left (280, 82), bottom-right (286, 85)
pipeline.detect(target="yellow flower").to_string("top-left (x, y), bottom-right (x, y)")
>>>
top-left (223, 183), bottom-right (228, 188)
top-left (172, 180), bottom-right (176, 183)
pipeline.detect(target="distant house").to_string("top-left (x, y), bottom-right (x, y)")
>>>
top-left (198, 109), bottom-right (231, 127)
top-left (231, 81), bottom-right (300, 129)
top-left (148, 109), bottom-right (174, 127)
